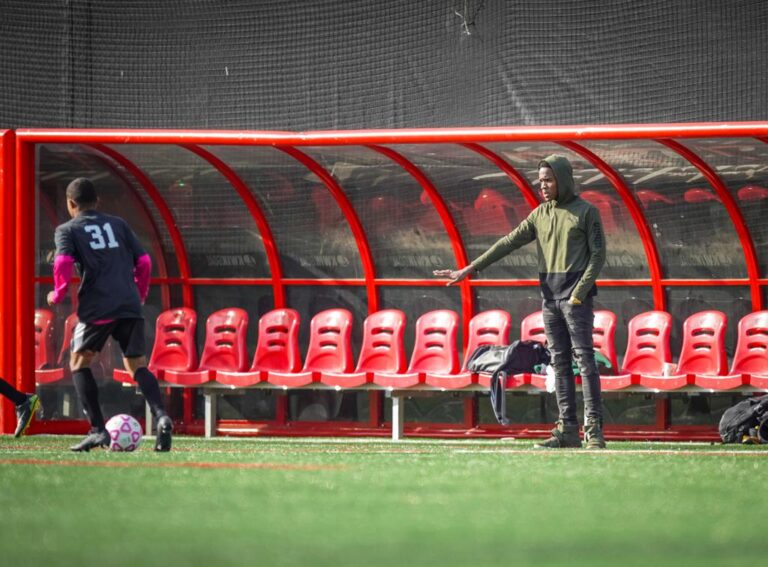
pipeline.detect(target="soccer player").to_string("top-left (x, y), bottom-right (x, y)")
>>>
top-left (0, 378), bottom-right (39, 437)
top-left (433, 155), bottom-right (607, 449)
top-left (47, 177), bottom-right (173, 452)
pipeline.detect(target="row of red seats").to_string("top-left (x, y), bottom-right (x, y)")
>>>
top-left (34, 307), bottom-right (768, 391)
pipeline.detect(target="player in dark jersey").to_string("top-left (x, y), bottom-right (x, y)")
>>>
top-left (0, 378), bottom-right (39, 437)
top-left (47, 178), bottom-right (173, 452)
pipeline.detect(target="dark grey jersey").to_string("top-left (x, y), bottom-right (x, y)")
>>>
top-left (54, 211), bottom-right (146, 322)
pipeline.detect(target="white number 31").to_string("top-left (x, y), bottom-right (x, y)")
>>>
top-left (85, 223), bottom-right (119, 250)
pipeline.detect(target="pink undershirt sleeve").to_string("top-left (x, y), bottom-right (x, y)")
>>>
top-left (134, 253), bottom-right (152, 301)
top-left (51, 255), bottom-right (75, 304)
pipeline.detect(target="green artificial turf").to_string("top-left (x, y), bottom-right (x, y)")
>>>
top-left (1, 436), bottom-right (766, 567)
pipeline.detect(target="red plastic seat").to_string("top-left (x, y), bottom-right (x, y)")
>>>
top-left (459, 310), bottom-right (517, 389)
top-left (592, 310), bottom-right (624, 390)
top-left (520, 311), bottom-right (546, 345)
top-left (374, 310), bottom-right (459, 389)
top-left (115, 308), bottom-right (199, 384)
top-left (217, 308), bottom-right (301, 387)
top-left (164, 308), bottom-right (248, 386)
top-left (321, 309), bottom-right (407, 388)
top-left (35, 309), bottom-right (77, 384)
top-left (464, 188), bottom-right (517, 236)
top-left (34, 308), bottom-right (55, 368)
top-left (268, 309), bottom-right (353, 388)
top-left (580, 191), bottom-right (621, 234)
top-left (645, 311), bottom-right (727, 391)
top-left (611, 311), bottom-right (671, 390)
top-left (704, 311), bottom-right (768, 390)
top-left (34, 308), bottom-right (65, 384)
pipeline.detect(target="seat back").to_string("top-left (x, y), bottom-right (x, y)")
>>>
top-left (355, 309), bottom-right (407, 374)
top-left (462, 310), bottom-right (512, 371)
top-left (303, 309), bottom-right (354, 373)
top-left (520, 311), bottom-right (547, 345)
top-left (56, 312), bottom-right (79, 366)
top-left (676, 310), bottom-right (728, 375)
top-left (199, 308), bottom-right (249, 372)
top-left (730, 310), bottom-right (768, 375)
top-left (593, 310), bottom-right (618, 371)
top-left (620, 311), bottom-right (672, 374)
top-left (407, 310), bottom-right (459, 374)
top-left (251, 308), bottom-right (301, 372)
top-left (149, 308), bottom-right (199, 372)
top-left (34, 308), bottom-right (55, 369)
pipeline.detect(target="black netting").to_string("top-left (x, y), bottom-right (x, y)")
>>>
top-left (1, 0), bottom-right (767, 129)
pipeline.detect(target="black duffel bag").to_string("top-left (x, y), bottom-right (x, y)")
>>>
top-left (466, 340), bottom-right (550, 425)
top-left (718, 394), bottom-right (768, 444)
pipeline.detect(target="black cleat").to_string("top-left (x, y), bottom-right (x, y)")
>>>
top-left (70, 430), bottom-right (110, 452)
top-left (155, 415), bottom-right (173, 452)
top-left (14, 394), bottom-right (40, 438)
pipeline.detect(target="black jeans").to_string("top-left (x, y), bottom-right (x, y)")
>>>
top-left (542, 297), bottom-right (603, 425)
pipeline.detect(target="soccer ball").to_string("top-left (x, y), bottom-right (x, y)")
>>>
top-left (105, 414), bottom-right (143, 452)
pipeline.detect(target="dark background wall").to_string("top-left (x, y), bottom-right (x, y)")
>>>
top-left (1, 0), bottom-right (766, 130)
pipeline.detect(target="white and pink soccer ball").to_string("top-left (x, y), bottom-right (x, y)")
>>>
top-left (105, 414), bottom-right (143, 452)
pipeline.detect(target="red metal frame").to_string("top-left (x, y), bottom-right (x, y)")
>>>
top-left (0, 131), bottom-right (16, 433)
top-left (8, 124), bottom-right (768, 440)
top-left (560, 141), bottom-right (666, 310)
top-left (276, 145), bottom-right (378, 312)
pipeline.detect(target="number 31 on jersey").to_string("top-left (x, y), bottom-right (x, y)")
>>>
top-left (85, 223), bottom-right (119, 250)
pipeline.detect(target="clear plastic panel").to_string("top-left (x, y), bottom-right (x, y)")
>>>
top-left (113, 144), bottom-right (271, 278)
top-left (204, 145), bottom-right (363, 279)
top-left (384, 144), bottom-right (538, 278)
top-left (484, 142), bottom-right (650, 279)
top-left (37, 144), bottom-right (178, 278)
top-left (581, 139), bottom-right (748, 279)
top-left (677, 138), bottom-right (768, 278)
top-left (299, 145), bottom-right (462, 279)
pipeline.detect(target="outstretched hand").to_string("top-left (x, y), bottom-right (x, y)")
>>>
top-left (432, 266), bottom-right (475, 286)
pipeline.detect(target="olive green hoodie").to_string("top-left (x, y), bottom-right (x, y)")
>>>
top-left (470, 154), bottom-right (606, 301)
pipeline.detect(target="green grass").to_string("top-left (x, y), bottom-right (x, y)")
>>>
top-left (1, 436), bottom-right (767, 567)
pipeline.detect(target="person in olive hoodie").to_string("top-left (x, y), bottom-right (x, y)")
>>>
top-left (433, 154), bottom-right (607, 448)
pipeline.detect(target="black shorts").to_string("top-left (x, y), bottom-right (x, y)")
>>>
top-left (71, 318), bottom-right (146, 358)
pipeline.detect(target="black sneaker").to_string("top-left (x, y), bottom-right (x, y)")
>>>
top-left (14, 394), bottom-right (40, 438)
top-left (70, 430), bottom-right (110, 452)
top-left (155, 415), bottom-right (173, 452)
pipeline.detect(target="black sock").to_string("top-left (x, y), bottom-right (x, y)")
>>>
top-left (133, 367), bottom-right (167, 419)
top-left (72, 368), bottom-right (106, 431)
top-left (0, 378), bottom-right (27, 406)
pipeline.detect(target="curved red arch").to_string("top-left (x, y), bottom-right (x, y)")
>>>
top-left (275, 146), bottom-right (378, 312)
top-left (88, 144), bottom-right (194, 307)
top-left (461, 143), bottom-right (540, 209)
top-left (558, 141), bottom-right (666, 310)
top-left (657, 139), bottom-right (762, 310)
top-left (181, 144), bottom-right (285, 308)
top-left (366, 144), bottom-right (473, 344)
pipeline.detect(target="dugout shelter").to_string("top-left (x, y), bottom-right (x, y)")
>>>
top-left (1, 123), bottom-right (768, 439)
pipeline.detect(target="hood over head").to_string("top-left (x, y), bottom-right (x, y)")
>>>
top-left (539, 154), bottom-right (575, 205)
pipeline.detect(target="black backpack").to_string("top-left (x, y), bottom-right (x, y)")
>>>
top-left (466, 341), bottom-right (550, 425)
top-left (718, 395), bottom-right (768, 444)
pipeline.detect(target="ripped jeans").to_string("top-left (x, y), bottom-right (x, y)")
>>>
top-left (542, 297), bottom-right (603, 425)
